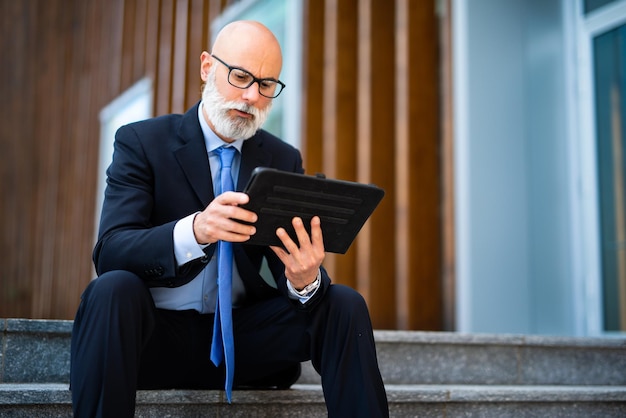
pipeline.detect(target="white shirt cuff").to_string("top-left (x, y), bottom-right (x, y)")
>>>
top-left (173, 212), bottom-right (208, 266)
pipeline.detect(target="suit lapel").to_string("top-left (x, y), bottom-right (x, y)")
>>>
top-left (173, 102), bottom-right (274, 205)
top-left (173, 103), bottom-right (214, 207)
top-left (237, 132), bottom-right (272, 191)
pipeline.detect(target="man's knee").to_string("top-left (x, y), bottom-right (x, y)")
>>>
top-left (79, 270), bottom-right (151, 315)
top-left (84, 270), bottom-right (145, 298)
top-left (73, 270), bottom-right (155, 346)
top-left (324, 284), bottom-right (371, 320)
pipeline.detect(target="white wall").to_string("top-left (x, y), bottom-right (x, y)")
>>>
top-left (453, 0), bottom-right (577, 334)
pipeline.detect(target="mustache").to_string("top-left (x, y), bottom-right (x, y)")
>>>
top-left (227, 101), bottom-right (259, 118)
top-left (201, 68), bottom-right (272, 141)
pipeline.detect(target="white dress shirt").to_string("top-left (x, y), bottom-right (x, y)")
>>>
top-left (150, 101), bottom-right (319, 313)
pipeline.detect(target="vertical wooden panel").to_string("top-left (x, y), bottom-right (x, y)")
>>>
top-left (69, 0), bottom-right (102, 318)
top-left (301, 0), bottom-right (325, 174)
top-left (395, 0), bottom-right (442, 330)
top-left (356, 0), bottom-right (397, 328)
top-left (156, 0), bottom-right (175, 115)
top-left (31, 0), bottom-right (63, 318)
top-left (107, 0), bottom-right (126, 95)
top-left (322, 0), bottom-right (359, 288)
top-left (185, 0), bottom-right (210, 109)
top-left (145, 0), bottom-right (161, 100)
top-left (133, 0), bottom-right (149, 83)
top-left (171, 0), bottom-right (190, 113)
top-left (395, 0), bottom-right (410, 329)
top-left (121, 0), bottom-right (137, 89)
top-left (53, 0), bottom-right (90, 319)
top-left (1, 0), bottom-right (39, 318)
top-left (440, 0), bottom-right (456, 331)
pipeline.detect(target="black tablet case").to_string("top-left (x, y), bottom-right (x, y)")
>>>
top-left (240, 167), bottom-right (385, 254)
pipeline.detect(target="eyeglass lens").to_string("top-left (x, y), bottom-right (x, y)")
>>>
top-left (228, 68), bottom-right (282, 98)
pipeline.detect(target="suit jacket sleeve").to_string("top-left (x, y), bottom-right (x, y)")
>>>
top-left (93, 120), bottom-right (182, 284)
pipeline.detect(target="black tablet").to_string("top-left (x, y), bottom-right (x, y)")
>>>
top-left (240, 167), bottom-right (385, 254)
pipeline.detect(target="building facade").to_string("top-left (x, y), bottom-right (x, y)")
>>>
top-left (1, 0), bottom-right (624, 337)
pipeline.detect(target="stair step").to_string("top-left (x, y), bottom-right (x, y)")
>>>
top-left (1, 383), bottom-right (625, 417)
top-left (378, 330), bottom-right (626, 386)
top-left (299, 330), bottom-right (626, 386)
top-left (2, 319), bottom-right (626, 386)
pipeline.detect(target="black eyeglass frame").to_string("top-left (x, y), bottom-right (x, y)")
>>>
top-left (211, 54), bottom-right (286, 98)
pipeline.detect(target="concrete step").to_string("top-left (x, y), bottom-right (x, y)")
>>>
top-left (300, 330), bottom-right (626, 386)
top-left (3, 319), bottom-right (624, 386)
top-left (2, 319), bottom-right (626, 416)
top-left (1, 383), bottom-right (625, 417)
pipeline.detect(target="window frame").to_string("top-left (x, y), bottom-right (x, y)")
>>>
top-left (574, 0), bottom-right (626, 335)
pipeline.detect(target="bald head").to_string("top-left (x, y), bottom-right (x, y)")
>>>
top-left (211, 21), bottom-right (283, 80)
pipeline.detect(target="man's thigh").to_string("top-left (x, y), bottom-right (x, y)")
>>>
top-left (138, 308), bottom-right (221, 389)
top-left (138, 296), bottom-right (310, 389)
top-left (232, 296), bottom-right (311, 383)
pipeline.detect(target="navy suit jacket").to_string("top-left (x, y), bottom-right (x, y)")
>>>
top-left (93, 102), bottom-right (329, 308)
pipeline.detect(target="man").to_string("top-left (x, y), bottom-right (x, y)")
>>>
top-left (70, 20), bottom-right (389, 418)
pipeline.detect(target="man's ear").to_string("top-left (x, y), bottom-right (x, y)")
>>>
top-left (200, 51), bottom-right (212, 82)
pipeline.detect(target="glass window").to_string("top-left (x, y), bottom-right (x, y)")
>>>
top-left (585, 0), bottom-right (620, 14)
top-left (593, 23), bottom-right (626, 331)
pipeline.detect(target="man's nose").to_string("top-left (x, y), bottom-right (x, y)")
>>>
top-left (241, 82), bottom-right (261, 102)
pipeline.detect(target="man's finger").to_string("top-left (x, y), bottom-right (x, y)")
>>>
top-left (310, 216), bottom-right (323, 248)
top-left (275, 227), bottom-right (298, 254)
top-left (291, 217), bottom-right (312, 250)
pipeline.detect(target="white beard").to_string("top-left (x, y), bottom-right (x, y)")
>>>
top-left (202, 67), bottom-right (272, 141)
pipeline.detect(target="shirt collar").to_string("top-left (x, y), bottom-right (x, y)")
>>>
top-left (197, 100), bottom-right (244, 154)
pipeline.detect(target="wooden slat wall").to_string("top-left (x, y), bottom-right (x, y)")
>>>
top-left (1, 0), bottom-right (446, 330)
top-left (301, 0), bottom-right (443, 330)
top-left (395, 0), bottom-right (443, 329)
top-left (0, 0), bottom-right (228, 320)
top-left (355, 0), bottom-right (398, 327)
top-left (321, 0), bottom-right (359, 292)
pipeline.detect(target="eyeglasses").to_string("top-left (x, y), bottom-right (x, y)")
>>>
top-left (211, 54), bottom-right (285, 99)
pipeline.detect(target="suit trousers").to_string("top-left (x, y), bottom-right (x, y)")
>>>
top-left (70, 270), bottom-right (389, 418)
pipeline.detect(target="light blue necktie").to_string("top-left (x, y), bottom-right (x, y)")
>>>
top-left (210, 146), bottom-right (236, 403)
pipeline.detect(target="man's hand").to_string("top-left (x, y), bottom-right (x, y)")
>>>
top-left (271, 216), bottom-right (325, 290)
top-left (193, 191), bottom-right (257, 245)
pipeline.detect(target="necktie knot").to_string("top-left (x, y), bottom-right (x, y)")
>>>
top-left (217, 146), bottom-right (236, 169)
